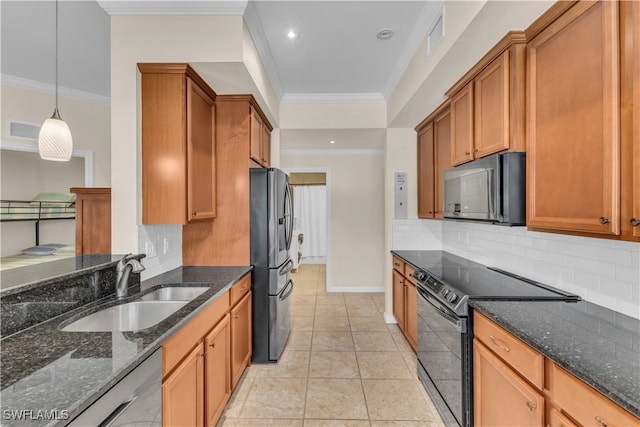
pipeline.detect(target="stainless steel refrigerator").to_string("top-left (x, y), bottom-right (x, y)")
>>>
top-left (250, 168), bottom-right (294, 363)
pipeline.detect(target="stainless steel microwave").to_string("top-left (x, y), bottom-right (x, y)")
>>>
top-left (442, 152), bottom-right (526, 225)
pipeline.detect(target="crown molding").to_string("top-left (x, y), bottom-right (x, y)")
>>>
top-left (1, 75), bottom-right (111, 106)
top-left (97, 1), bottom-right (247, 16)
top-left (243, 2), bottom-right (284, 100)
top-left (383, 0), bottom-right (444, 99)
top-left (281, 149), bottom-right (384, 156)
top-left (281, 93), bottom-right (386, 104)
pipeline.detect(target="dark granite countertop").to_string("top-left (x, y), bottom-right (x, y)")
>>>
top-left (470, 300), bottom-right (640, 418)
top-left (391, 250), bottom-right (640, 418)
top-left (0, 265), bottom-right (252, 426)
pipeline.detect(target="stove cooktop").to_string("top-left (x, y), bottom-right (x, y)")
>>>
top-left (409, 251), bottom-right (580, 316)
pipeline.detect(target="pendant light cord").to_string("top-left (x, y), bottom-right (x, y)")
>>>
top-left (55, 0), bottom-right (59, 111)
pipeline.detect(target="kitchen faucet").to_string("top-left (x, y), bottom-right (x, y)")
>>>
top-left (116, 254), bottom-right (145, 298)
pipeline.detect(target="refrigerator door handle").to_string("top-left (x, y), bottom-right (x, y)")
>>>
top-left (280, 259), bottom-right (294, 276)
top-left (280, 279), bottom-right (294, 300)
top-left (284, 184), bottom-right (293, 251)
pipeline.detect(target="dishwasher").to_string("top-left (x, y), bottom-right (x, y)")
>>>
top-left (66, 349), bottom-right (161, 426)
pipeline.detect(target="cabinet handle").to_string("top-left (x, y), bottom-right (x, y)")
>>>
top-left (631, 218), bottom-right (640, 227)
top-left (465, 151), bottom-right (471, 156)
top-left (474, 148), bottom-right (479, 153)
top-left (526, 401), bottom-right (536, 412)
top-left (489, 336), bottom-right (510, 352)
top-left (234, 314), bottom-right (239, 319)
top-left (209, 343), bottom-right (215, 349)
top-left (599, 217), bottom-right (610, 225)
top-left (594, 416), bottom-right (608, 427)
top-left (192, 212), bottom-right (197, 216)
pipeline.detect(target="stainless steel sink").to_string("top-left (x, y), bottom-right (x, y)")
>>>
top-left (136, 287), bottom-right (208, 302)
top-left (61, 301), bottom-right (187, 332)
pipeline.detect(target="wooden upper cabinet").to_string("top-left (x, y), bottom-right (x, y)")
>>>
top-left (434, 108), bottom-right (452, 218)
top-left (631, 0), bottom-right (640, 238)
top-left (416, 100), bottom-right (451, 219)
top-left (70, 187), bottom-right (111, 255)
top-left (474, 51), bottom-right (511, 158)
top-left (250, 105), bottom-right (272, 168)
top-left (139, 64), bottom-right (217, 225)
top-left (417, 122), bottom-right (435, 218)
top-left (450, 83), bottom-right (474, 166)
top-left (526, 1), bottom-right (620, 235)
top-left (447, 31), bottom-right (527, 167)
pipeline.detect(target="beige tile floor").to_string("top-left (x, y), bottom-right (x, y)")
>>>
top-left (218, 264), bottom-right (446, 427)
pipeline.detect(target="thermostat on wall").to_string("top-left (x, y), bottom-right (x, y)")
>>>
top-left (394, 172), bottom-right (407, 219)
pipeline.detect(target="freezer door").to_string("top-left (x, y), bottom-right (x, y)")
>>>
top-left (269, 278), bottom-right (294, 361)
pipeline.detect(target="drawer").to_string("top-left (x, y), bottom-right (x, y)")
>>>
top-left (473, 311), bottom-right (543, 390)
top-left (550, 363), bottom-right (639, 427)
top-left (392, 256), bottom-right (405, 275)
top-left (163, 291), bottom-right (230, 377)
top-left (404, 263), bottom-right (416, 283)
top-left (230, 273), bottom-right (251, 307)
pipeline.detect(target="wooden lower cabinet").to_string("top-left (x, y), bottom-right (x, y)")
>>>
top-left (162, 273), bottom-right (253, 426)
top-left (473, 311), bottom-right (640, 427)
top-left (392, 270), bottom-right (406, 331)
top-left (473, 339), bottom-right (545, 426)
top-left (162, 343), bottom-right (204, 427)
top-left (391, 257), bottom-right (417, 350)
top-left (231, 291), bottom-right (252, 389)
top-left (204, 314), bottom-right (231, 426)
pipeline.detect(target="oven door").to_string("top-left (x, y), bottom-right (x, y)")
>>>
top-left (416, 285), bottom-right (470, 427)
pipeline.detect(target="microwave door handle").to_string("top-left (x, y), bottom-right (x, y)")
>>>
top-left (487, 169), bottom-right (496, 219)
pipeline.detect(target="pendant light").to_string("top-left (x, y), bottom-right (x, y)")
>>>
top-left (38, 0), bottom-right (73, 161)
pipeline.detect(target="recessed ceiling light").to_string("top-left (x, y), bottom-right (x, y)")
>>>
top-left (377, 28), bottom-right (394, 40)
top-left (287, 30), bottom-right (297, 39)
top-left (329, 140), bottom-right (335, 144)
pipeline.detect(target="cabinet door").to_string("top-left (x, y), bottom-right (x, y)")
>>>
top-left (187, 78), bottom-right (216, 221)
top-left (231, 292), bottom-right (252, 389)
top-left (162, 343), bottom-right (204, 427)
top-left (417, 123), bottom-right (435, 218)
top-left (548, 408), bottom-right (578, 427)
top-left (474, 340), bottom-right (544, 427)
top-left (204, 314), bottom-right (231, 427)
top-left (474, 51), bottom-right (510, 158)
top-left (392, 270), bottom-right (406, 331)
top-left (450, 82), bottom-right (474, 166)
top-left (527, 1), bottom-right (620, 235)
top-left (262, 126), bottom-right (271, 167)
top-left (71, 188), bottom-right (111, 256)
top-left (404, 281), bottom-right (417, 350)
top-left (633, 0), bottom-right (640, 238)
top-left (250, 108), bottom-right (263, 165)
top-left (434, 109), bottom-right (451, 218)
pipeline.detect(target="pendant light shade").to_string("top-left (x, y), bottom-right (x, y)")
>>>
top-left (38, 0), bottom-right (73, 162)
top-left (38, 109), bottom-right (73, 161)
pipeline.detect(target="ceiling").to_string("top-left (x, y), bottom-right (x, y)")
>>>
top-left (1, 0), bottom-right (441, 103)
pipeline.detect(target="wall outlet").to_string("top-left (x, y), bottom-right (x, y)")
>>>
top-left (163, 237), bottom-right (170, 255)
top-left (145, 241), bottom-right (157, 258)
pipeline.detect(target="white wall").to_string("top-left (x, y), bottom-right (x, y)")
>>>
top-left (110, 15), bottom-right (279, 279)
top-left (281, 149), bottom-right (385, 292)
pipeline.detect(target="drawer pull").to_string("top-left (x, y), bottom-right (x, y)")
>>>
top-left (489, 336), bottom-right (510, 352)
top-left (526, 401), bottom-right (536, 412)
top-left (599, 217), bottom-right (610, 225)
top-left (595, 416), bottom-right (608, 427)
top-left (631, 218), bottom-right (640, 227)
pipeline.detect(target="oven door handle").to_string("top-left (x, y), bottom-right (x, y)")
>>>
top-left (417, 286), bottom-right (466, 333)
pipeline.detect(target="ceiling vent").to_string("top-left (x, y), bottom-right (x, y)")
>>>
top-left (427, 8), bottom-right (445, 58)
top-left (8, 121), bottom-right (41, 140)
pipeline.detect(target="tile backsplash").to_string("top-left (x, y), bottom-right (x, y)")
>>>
top-left (392, 219), bottom-right (640, 319)
top-left (138, 224), bottom-right (182, 280)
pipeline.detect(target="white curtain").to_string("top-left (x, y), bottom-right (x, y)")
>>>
top-left (293, 185), bottom-right (327, 261)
